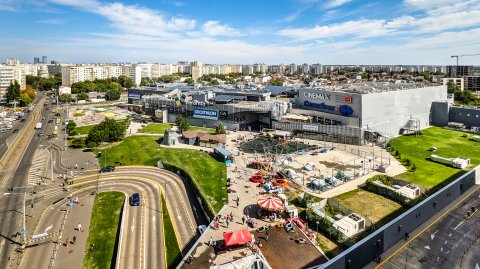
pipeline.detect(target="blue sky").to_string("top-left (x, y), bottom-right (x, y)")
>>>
top-left (0, 0), bottom-right (479, 65)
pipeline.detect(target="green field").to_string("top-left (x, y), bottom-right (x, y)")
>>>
top-left (96, 136), bottom-right (226, 212)
top-left (390, 127), bottom-right (480, 189)
top-left (162, 194), bottom-right (181, 268)
top-left (83, 191), bottom-right (125, 269)
top-left (187, 126), bottom-right (216, 134)
top-left (138, 123), bottom-right (172, 134)
top-left (74, 124), bottom-right (98, 135)
top-left (334, 189), bottom-right (404, 224)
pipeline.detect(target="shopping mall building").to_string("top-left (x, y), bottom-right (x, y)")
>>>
top-left (127, 83), bottom-right (448, 145)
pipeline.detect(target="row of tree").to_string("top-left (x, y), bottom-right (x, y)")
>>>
top-left (5, 82), bottom-right (36, 106)
top-left (71, 75), bottom-right (135, 94)
top-left (70, 118), bottom-right (129, 148)
top-left (26, 73), bottom-right (62, 92)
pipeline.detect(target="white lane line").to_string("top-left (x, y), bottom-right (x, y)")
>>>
top-left (453, 220), bottom-right (465, 230)
top-left (176, 208), bottom-right (182, 221)
top-left (444, 240), bottom-right (448, 245)
top-left (0, 239), bottom-right (5, 254)
top-left (440, 247), bottom-right (443, 252)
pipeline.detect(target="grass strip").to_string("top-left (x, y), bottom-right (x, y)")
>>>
top-left (82, 191), bottom-right (125, 269)
top-left (162, 193), bottom-right (182, 269)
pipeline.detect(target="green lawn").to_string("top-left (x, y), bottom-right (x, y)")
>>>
top-left (162, 193), bottom-right (181, 268)
top-left (96, 136), bottom-right (227, 212)
top-left (334, 189), bottom-right (404, 224)
top-left (74, 124), bottom-right (98, 135)
top-left (187, 126), bottom-right (216, 134)
top-left (138, 123), bottom-right (172, 134)
top-left (390, 127), bottom-right (480, 189)
top-left (83, 191), bottom-right (125, 269)
top-left (73, 113), bottom-right (85, 117)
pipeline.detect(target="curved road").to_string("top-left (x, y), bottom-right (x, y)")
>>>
top-left (18, 166), bottom-right (202, 269)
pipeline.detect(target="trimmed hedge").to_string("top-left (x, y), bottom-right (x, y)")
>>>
top-left (364, 175), bottom-right (422, 207)
top-left (306, 208), bottom-right (345, 243)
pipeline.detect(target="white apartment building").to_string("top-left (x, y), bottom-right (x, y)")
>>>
top-left (0, 65), bottom-right (26, 101)
top-left (62, 64), bottom-right (141, 86)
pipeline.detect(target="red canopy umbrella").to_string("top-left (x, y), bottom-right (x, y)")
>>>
top-left (257, 195), bottom-right (284, 211)
top-left (224, 229), bottom-right (252, 247)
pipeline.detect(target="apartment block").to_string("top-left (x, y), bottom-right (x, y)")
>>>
top-left (0, 65), bottom-right (26, 101)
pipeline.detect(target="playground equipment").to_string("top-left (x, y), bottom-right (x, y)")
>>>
top-left (250, 175), bottom-right (264, 183)
top-left (273, 179), bottom-right (288, 188)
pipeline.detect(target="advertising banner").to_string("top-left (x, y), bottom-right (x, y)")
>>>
top-left (193, 109), bottom-right (218, 120)
top-left (302, 124), bottom-right (319, 131)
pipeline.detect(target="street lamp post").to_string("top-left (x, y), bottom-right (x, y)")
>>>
top-left (316, 221), bottom-right (319, 245)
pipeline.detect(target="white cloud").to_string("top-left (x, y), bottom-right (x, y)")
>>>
top-left (36, 18), bottom-right (65, 25)
top-left (324, 0), bottom-right (353, 9)
top-left (202, 21), bottom-right (240, 36)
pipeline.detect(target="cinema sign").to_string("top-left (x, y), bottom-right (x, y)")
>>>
top-left (303, 92), bottom-right (330, 100)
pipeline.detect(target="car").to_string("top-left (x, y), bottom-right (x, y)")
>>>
top-left (99, 166), bottom-right (115, 173)
top-left (198, 225), bottom-right (207, 235)
top-left (20, 118), bottom-right (25, 122)
top-left (13, 129), bottom-right (19, 133)
top-left (130, 193), bottom-right (140, 206)
top-left (38, 132), bottom-right (45, 136)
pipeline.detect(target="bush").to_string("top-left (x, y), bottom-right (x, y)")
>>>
top-left (306, 209), bottom-right (344, 243)
top-left (71, 137), bottom-right (86, 148)
top-left (405, 159), bottom-right (411, 166)
top-left (364, 175), bottom-right (422, 207)
top-left (87, 141), bottom-right (97, 148)
top-left (411, 163), bottom-right (417, 172)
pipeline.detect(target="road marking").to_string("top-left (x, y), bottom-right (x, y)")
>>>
top-left (444, 240), bottom-right (447, 245)
top-left (0, 239), bottom-right (4, 254)
top-left (430, 230), bottom-right (439, 240)
top-left (375, 185), bottom-right (480, 269)
top-left (453, 220), bottom-right (465, 230)
top-left (425, 245), bottom-right (430, 250)
top-left (152, 216), bottom-right (155, 221)
top-left (131, 217), bottom-right (135, 232)
top-left (437, 257), bottom-right (440, 262)
top-left (440, 247), bottom-right (443, 252)
top-left (448, 233), bottom-right (452, 237)
top-left (176, 208), bottom-right (182, 221)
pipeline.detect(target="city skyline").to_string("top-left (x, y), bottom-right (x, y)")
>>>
top-left (0, 0), bottom-right (479, 65)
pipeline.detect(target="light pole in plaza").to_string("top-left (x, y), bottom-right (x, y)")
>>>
top-left (316, 221), bottom-right (319, 244)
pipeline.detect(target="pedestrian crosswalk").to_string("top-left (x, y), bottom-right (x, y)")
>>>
top-left (28, 148), bottom-right (49, 185)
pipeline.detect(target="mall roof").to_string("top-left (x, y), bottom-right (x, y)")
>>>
top-left (308, 82), bottom-right (441, 94)
top-left (214, 94), bottom-right (246, 102)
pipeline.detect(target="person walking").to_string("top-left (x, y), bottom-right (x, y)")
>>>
top-left (65, 238), bottom-right (70, 248)
top-left (236, 199), bottom-right (239, 208)
top-left (208, 237), bottom-right (213, 246)
top-left (242, 216), bottom-right (246, 225)
top-left (72, 235), bottom-right (77, 245)
top-left (77, 223), bottom-right (82, 232)
top-left (226, 218), bottom-right (230, 228)
top-left (265, 230), bottom-right (269, 241)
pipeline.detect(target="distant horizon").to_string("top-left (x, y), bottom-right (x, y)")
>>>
top-left (0, 1), bottom-right (479, 65)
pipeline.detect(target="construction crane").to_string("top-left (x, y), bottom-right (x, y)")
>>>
top-left (451, 54), bottom-right (480, 65)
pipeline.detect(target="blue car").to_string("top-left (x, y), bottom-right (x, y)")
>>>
top-left (99, 166), bottom-right (115, 173)
top-left (130, 193), bottom-right (140, 206)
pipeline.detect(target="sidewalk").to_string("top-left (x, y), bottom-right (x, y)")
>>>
top-left (55, 194), bottom-right (95, 269)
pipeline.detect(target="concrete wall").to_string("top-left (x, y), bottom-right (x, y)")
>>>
top-left (361, 86), bottom-right (447, 137)
top-left (431, 101), bottom-right (449, 127)
top-left (449, 106), bottom-right (480, 128)
top-left (319, 166), bottom-right (478, 269)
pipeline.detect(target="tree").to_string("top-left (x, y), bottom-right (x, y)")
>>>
top-left (71, 138), bottom-right (86, 148)
top-left (77, 92), bottom-right (89, 101)
top-left (59, 93), bottom-right (73, 103)
top-left (117, 75), bottom-right (135, 88)
top-left (18, 93), bottom-right (32, 106)
top-left (270, 78), bottom-right (284, 86)
top-left (447, 81), bottom-right (458, 93)
top-left (23, 85), bottom-right (36, 99)
top-left (86, 118), bottom-right (128, 145)
top-left (215, 124), bottom-right (226, 134)
top-left (184, 78), bottom-right (194, 85)
top-left (411, 163), bottom-right (417, 172)
top-left (66, 120), bottom-right (77, 134)
top-left (176, 115), bottom-right (190, 132)
top-left (140, 77), bottom-right (151, 86)
top-left (5, 81), bottom-right (21, 103)
top-left (105, 89), bottom-right (121, 101)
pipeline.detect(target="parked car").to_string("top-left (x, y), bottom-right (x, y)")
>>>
top-left (198, 225), bottom-right (207, 234)
top-left (38, 132), bottom-right (45, 136)
top-left (20, 118), bottom-right (26, 122)
top-left (99, 166), bottom-right (115, 173)
top-left (130, 193), bottom-right (140, 206)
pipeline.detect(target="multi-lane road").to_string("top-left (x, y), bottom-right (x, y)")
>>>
top-left (0, 95), bottom-right (207, 269)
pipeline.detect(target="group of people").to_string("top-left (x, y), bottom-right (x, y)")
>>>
top-left (212, 212), bottom-right (235, 229)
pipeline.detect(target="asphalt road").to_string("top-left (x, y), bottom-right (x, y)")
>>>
top-left (378, 186), bottom-right (480, 269)
top-left (0, 94), bottom-right (65, 268)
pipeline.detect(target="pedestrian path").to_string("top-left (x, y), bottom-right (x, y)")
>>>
top-left (28, 148), bottom-right (49, 185)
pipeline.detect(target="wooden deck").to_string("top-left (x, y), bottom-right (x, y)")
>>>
top-left (255, 225), bottom-right (327, 269)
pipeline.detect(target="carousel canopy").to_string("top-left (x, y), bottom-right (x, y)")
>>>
top-left (257, 195), bottom-right (284, 211)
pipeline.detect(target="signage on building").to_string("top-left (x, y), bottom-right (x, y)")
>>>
top-left (193, 109), bottom-right (218, 120)
top-left (191, 100), bottom-right (207, 107)
top-left (128, 92), bottom-right (141, 99)
top-left (302, 124), bottom-right (319, 132)
top-left (219, 111), bottom-right (228, 117)
top-left (303, 92), bottom-right (330, 100)
top-left (304, 101), bottom-right (354, 116)
top-left (343, 96), bottom-right (352, 104)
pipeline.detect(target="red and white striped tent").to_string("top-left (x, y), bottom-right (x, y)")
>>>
top-left (257, 195), bottom-right (284, 211)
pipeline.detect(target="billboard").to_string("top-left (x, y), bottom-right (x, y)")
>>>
top-left (193, 109), bottom-right (218, 120)
top-left (302, 124), bottom-right (319, 131)
top-left (128, 91), bottom-right (141, 99)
